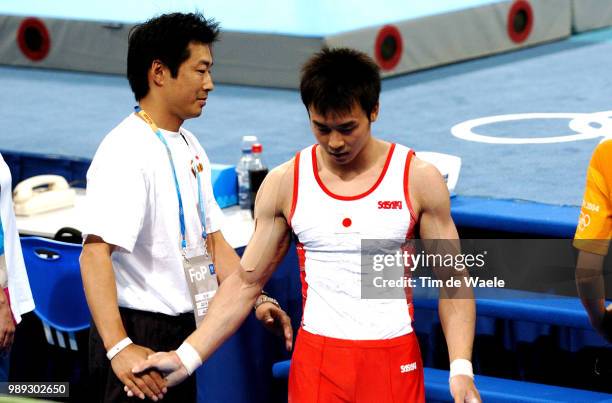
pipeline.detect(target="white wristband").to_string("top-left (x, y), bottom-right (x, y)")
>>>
top-left (176, 342), bottom-right (202, 376)
top-left (449, 359), bottom-right (474, 380)
top-left (106, 337), bottom-right (133, 361)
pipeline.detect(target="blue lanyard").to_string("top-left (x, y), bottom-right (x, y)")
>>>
top-left (134, 106), bottom-right (207, 252)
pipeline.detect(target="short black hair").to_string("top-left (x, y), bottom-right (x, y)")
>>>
top-left (300, 47), bottom-right (381, 119)
top-left (127, 12), bottom-right (220, 101)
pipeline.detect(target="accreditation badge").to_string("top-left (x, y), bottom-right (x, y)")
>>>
top-left (182, 253), bottom-right (218, 326)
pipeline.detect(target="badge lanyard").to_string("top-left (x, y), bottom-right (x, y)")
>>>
top-left (134, 106), bottom-right (208, 255)
top-left (134, 106), bottom-right (217, 325)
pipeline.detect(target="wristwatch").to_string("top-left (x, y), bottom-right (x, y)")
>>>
top-left (254, 292), bottom-right (281, 311)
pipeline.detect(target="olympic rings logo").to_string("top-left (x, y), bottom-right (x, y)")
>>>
top-left (451, 111), bottom-right (612, 144)
top-left (578, 212), bottom-right (591, 232)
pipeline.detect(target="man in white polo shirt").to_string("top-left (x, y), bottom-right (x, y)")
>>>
top-left (80, 13), bottom-right (291, 403)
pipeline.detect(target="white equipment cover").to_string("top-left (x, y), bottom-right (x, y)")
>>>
top-left (572, 0), bottom-right (612, 32)
top-left (0, 0), bottom-right (572, 88)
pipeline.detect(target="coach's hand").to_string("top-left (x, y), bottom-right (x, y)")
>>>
top-left (450, 375), bottom-right (481, 403)
top-left (112, 344), bottom-right (166, 401)
top-left (255, 301), bottom-right (293, 351)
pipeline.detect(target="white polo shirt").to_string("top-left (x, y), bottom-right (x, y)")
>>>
top-left (0, 154), bottom-right (35, 324)
top-left (82, 113), bottom-right (224, 316)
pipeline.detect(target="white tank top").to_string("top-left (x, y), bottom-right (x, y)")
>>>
top-left (289, 143), bottom-right (417, 340)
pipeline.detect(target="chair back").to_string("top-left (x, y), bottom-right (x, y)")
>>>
top-left (20, 237), bottom-right (90, 333)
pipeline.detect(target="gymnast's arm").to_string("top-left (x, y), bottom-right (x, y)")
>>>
top-left (132, 161), bottom-right (294, 386)
top-left (411, 158), bottom-right (480, 403)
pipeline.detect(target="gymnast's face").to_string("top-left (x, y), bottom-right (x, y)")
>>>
top-left (309, 102), bottom-right (378, 166)
top-left (164, 42), bottom-right (214, 121)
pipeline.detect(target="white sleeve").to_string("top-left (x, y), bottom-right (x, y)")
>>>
top-left (81, 138), bottom-right (147, 252)
top-left (199, 149), bottom-right (224, 234)
top-left (0, 154), bottom-right (35, 322)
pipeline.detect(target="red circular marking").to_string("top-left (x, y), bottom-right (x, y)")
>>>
top-left (342, 218), bottom-right (352, 228)
top-left (17, 17), bottom-right (51, 62)
top-left (507, 0), bottom-right (534, 44)
top-left (374, 25), bottom-right (403, 71)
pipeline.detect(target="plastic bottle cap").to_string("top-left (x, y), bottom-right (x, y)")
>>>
top-left (252, 143), bottom-right (263, 153)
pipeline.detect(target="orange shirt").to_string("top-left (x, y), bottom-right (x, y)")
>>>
top-left (574, 139), bottom-right (612, 255)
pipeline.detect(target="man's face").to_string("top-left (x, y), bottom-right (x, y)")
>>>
top-left (309, 102), bottom-right (378, 166)
top-left (165, 42), bottom-right (214, 121)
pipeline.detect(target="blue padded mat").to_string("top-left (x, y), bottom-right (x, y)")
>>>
top-left (451, 196), bottom-right (579, 237)
top-left (3, 29), bottom-right (612, 206)
top-left (425, 368), bottom-right (612, 403)
top-left (271, 362), bottom-right (612, 402)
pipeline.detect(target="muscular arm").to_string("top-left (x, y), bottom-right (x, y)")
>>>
top-left (411, 158), bottom-right (479, 402)
top-left (133, 161), bottom-right (296, 385)
top-left (183, 163), bottom-right (292, 359)
top-left (413, 160), bottom-right (475, 363)
top-left (209, 215), bottom-right (293, 344)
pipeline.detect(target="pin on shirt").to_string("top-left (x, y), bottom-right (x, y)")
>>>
top-left (191, 155), bottom-right (204, 178)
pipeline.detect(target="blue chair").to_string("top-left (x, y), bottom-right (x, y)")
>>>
top-left (20, 237), bottom-right (90, 350)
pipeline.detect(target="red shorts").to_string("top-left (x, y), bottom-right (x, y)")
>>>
top-left (288, 329), bottom-right (425, 403)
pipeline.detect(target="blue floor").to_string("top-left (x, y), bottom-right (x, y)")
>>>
top-left (1, 0), bottom-right (501, 36)
top-left (2, 28), bottom-right (612, 206)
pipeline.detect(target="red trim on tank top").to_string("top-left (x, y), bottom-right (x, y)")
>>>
top-left (404, 149), bottom-right (418, 238)
top-left (287, 151), bottom-right (301, 227)
top-left (311, 143), bottom-right (396, 201)
top-left (296, 242), bottom-right (308, 325)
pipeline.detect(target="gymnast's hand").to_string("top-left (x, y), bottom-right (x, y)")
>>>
top-left (255, 300), bottom-right (293, 351)
top-left (450, 375), bottom-right (481, 403)
top-left (132, 351), bottom-right (189, 388)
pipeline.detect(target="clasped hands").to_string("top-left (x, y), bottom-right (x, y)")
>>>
top-left (119, 301), bottom-right (293, 400)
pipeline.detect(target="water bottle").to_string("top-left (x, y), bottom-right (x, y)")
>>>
top-left (248, 143), bottom-right (269, 216)
top-left (237, 136), bottom-right (257, 209)
top-left (237, 135), bottom-right (258, 209)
